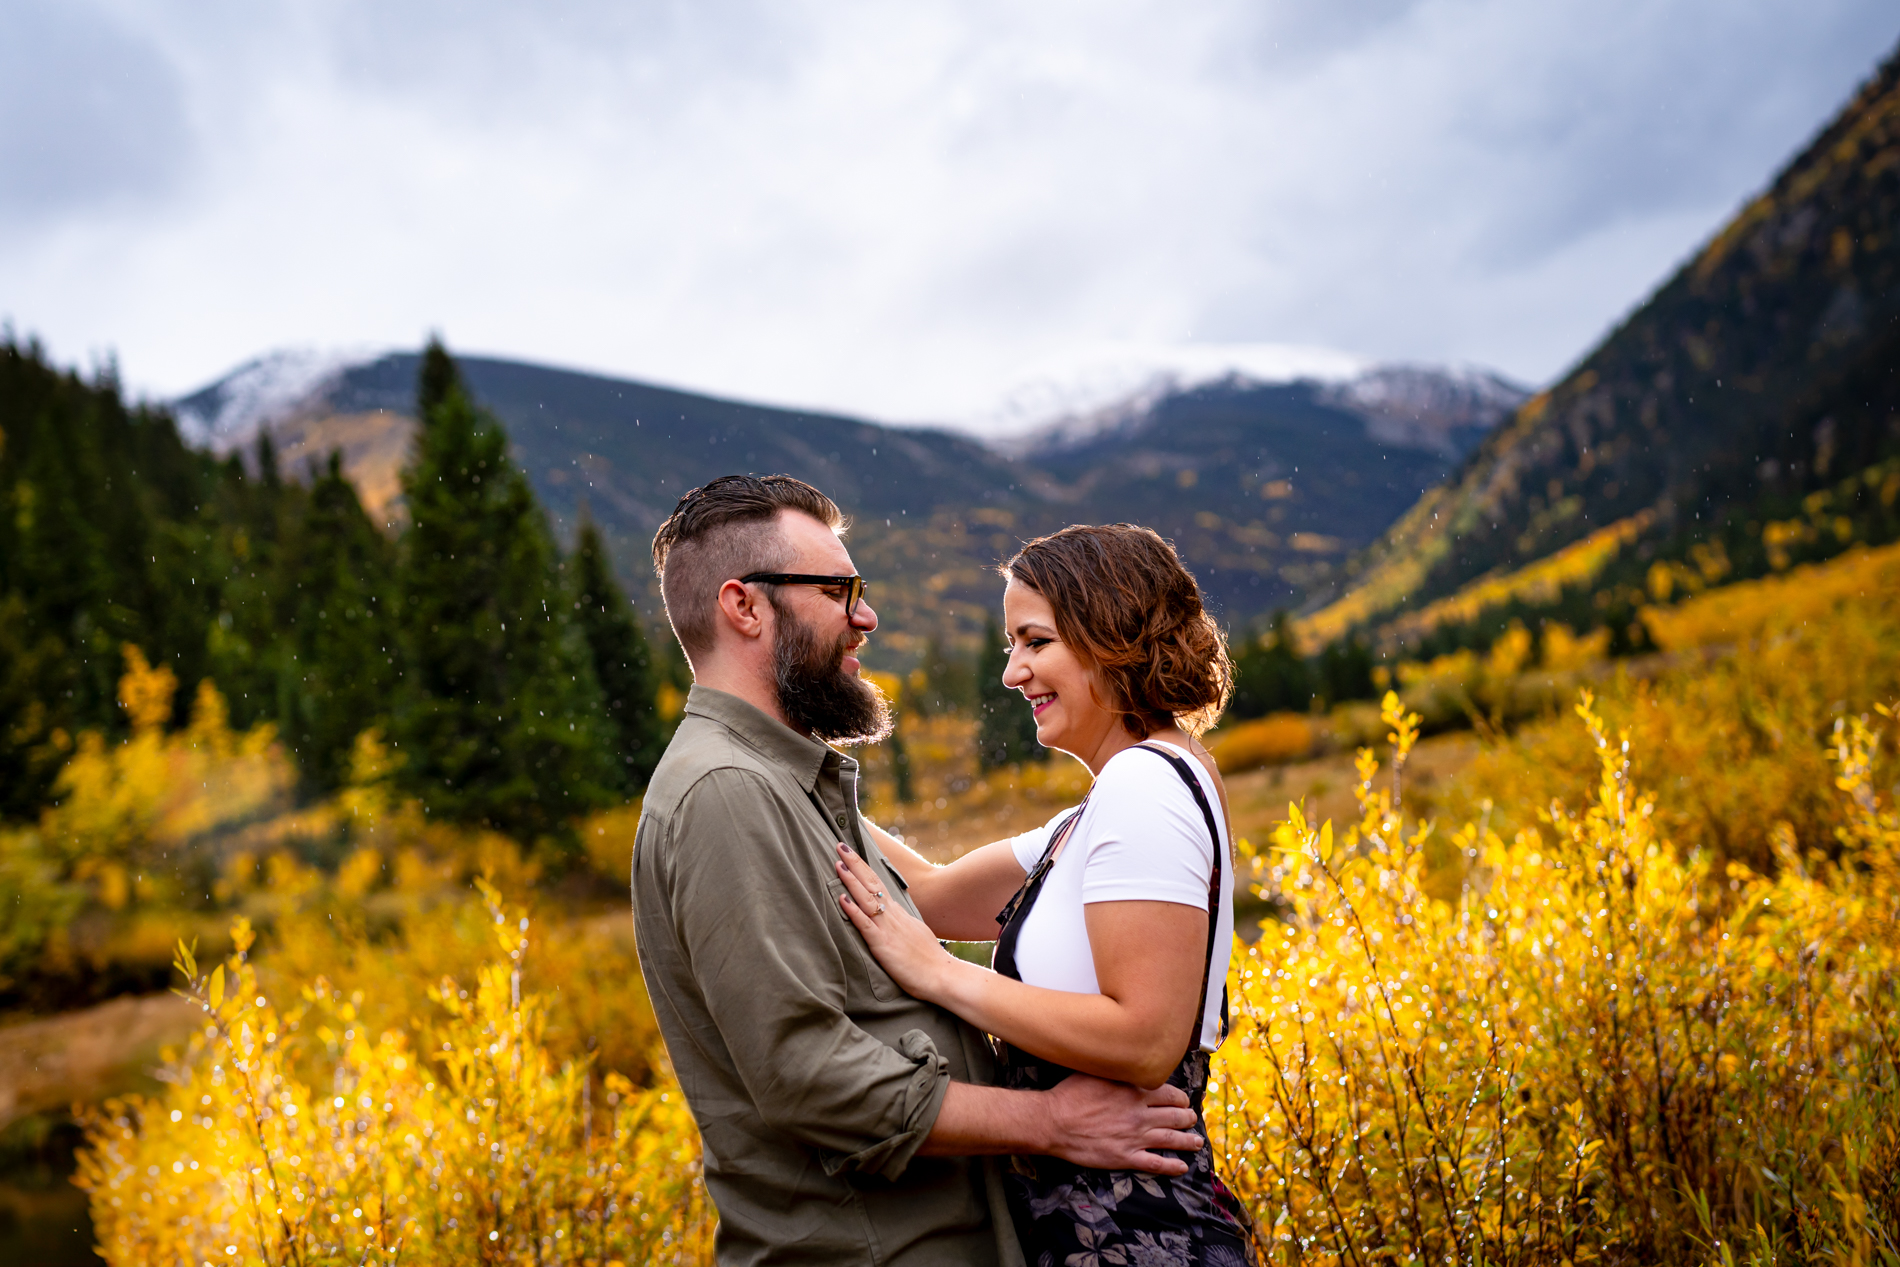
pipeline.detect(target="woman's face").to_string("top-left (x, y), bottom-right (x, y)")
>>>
top-left (1000, 578), bottom-right (1118, 762)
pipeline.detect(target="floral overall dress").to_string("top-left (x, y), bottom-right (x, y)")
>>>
top-left (992, 743), bottom-right (1257, 1267)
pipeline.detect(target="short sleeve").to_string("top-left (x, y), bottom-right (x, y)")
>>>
top-left (1077, 750), bottom-right (1217, 908)
top-left (1007, 808), bottom-right (1074, 873)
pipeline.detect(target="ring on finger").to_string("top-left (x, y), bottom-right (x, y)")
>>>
top-left (876, 900), bottom-right (886, 915)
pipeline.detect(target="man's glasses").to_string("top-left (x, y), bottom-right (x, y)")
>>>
top-left (740, 573), bottom-right (869, 619)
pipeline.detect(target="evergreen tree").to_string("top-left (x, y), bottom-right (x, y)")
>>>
top-left (203, 433), bottom-right (302, 735)
top-left (274, 452), bottom-right (402, 793)
top-left (1228, 611), bottom-right (1313, 718)
top-left (890, 728), bottom-right (915, 803)
top-left (910, 635), bottom-right (976, 718)
top-left (392, 340), bottom-right (618, 843)
top-left (1317, 636), bottom-right (1376, 706)
top-left (0, 338), bottom-right (229, 813)
top-left (977, 616), bottom-right (1044, 769)
top-left (569, 516), bottom-right (665, 794)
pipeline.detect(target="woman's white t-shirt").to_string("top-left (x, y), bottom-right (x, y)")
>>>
top-left (1003, 743), bottom-right (1234, 1053)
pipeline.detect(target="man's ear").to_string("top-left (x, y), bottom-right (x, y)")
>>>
top-left (715, 578), bottom-right (767, 640)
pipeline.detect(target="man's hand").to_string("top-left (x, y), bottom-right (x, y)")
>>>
top-left (1043, 1074), bottom-right (1202, 1176)
top-left (921, 1078), bottom-right (1202, 1173)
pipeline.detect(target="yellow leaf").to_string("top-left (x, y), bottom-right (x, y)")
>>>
top-left (209, 964), bottom-right (224, 1009)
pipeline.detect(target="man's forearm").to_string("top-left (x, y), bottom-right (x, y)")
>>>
top-left (916, 1081), bottom-right (1052, 1157)
top-left (917, 1077), bottom-right (1202, 1176)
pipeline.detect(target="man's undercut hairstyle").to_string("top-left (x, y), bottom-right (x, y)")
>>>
top-left (651, 475), bottom-right (845, 659)
top-left (1003, 523), bottom-right (1234, 738)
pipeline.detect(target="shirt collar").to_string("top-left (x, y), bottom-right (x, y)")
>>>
top-left (682, 683), bottom-right (847, 792)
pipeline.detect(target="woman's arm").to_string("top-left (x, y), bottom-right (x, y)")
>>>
top-left (836, 845), bottom-right (1207, 1087)
top-left (862, 820), bottom-right (1029, 943)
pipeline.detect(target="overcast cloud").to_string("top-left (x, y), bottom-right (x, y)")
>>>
top-left (1, 0), bottom-right (1893, 425)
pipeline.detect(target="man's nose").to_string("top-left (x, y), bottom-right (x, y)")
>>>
top-left (851, 599), bottom-right (878, 632)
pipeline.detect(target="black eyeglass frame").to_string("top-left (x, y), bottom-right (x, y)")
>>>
top-left (740, 572), bottom-right (869, 618)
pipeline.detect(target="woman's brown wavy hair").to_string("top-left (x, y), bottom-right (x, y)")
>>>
top-left (1002, 523), bottom-right (1233, 738)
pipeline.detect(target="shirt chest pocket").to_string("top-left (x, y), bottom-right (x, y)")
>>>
top-left (824, 876), bottom-right (902, 1003)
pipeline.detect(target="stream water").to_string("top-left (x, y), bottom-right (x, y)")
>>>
top-left (0, 1118), bottom-right (97, 1266)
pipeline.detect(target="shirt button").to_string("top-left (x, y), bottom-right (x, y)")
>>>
top-left (836, 813), bottom-right (849, 827)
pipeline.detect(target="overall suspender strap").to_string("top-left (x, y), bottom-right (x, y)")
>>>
top-left (1132, 743), bottom-right (1231, 1060)
top-left (991, 800), bottom-right (1088, 983)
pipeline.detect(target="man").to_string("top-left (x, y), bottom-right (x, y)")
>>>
top-left (634, 475), bottom-right (1203, 1266)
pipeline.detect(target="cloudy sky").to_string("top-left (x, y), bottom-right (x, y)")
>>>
top-left (2, 0), bottom-right (1894, 427)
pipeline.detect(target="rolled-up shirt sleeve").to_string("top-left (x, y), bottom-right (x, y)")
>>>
top-left (667, 768), bottom-right (951, 1179)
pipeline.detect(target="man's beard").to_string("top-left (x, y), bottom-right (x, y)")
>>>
top-left (771, 601), bottom-right (893, 746)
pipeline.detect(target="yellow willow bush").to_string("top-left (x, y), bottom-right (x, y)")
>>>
top-left (1442, 548), bottom-right (1900, 874)
top-left (0, 645), bottom-right (301, 993)
top-left (76, 882), bottom-right (712, 1267)
top-left (1638, 538), bottom-right (1900, 654)
top-left (1210, 713), bottom-right (1320, 774)
top-left (1206, 692), bottom-right (1900, 1264)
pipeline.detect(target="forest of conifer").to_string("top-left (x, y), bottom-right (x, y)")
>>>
top-left (0, 337), bottom-right (663, 850)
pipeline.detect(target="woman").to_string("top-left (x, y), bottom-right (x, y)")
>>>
top-left (836, 523), bottom-right (1255, 1267)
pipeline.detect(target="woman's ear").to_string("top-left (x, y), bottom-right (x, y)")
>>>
top-left (715, 579), bottom-right (767, 641)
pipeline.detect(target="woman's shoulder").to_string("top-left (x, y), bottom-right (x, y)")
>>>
top-left (1074, 744), bottom-right (1221, 894)
top-left (1085, 744), bottom-right (1220, 841)
top-left (1097, 741), bottom-right (1217, 796)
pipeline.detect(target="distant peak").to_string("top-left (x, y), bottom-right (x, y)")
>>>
top-left (976, 343), bottom-right (1525, 457)
top-left (1318, 364), bottom-right (1529, 455)
top-left (969, 342), bottom-right (1371, 445)
top-left (173, 347), bottom-right (388, 453)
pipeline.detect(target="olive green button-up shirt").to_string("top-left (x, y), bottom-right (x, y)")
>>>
top-left (633, 685), bottom-right (1023, 1267)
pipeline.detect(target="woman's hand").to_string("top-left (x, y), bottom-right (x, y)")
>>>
top-left (836, 844), bottom-right (962, 1003)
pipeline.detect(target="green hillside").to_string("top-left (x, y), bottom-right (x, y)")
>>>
top-left (1305, 40), bottom-right (1900, 653)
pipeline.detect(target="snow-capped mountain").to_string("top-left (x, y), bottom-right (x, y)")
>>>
top-left (974, 343), bottom-right (1526, 458)
top-left (1317, 363), bottom-right (1529, 457)
top-left (968, 342), bottom-right (1372, 450)
top-left (172, 347), bottom-right (385, 453)
top-left (165, 341), bottom-right (1530, 623)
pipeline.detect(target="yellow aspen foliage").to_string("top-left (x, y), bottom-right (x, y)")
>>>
top-left (49, 652), bottom-right (294, 881)
top-left (1481, 621), bottom-right (1534, 678)
top-left (1537, 622), bottom-right (1610, 673)
top-left (1457, 543), bottom-right (1900, 872)
top-left (1640, 538), bottom-right (1900, 652)
top-left (1204, 692), bottom-right (1900, 1262)
top-left (1207, 714), bottom-right (1318, 774)
top-left (77, 888), bottom-right (712, 1267)
top-left (578, 800), bottom-right (643, 887)
top-left (117, 644), bottom-right (178, 735)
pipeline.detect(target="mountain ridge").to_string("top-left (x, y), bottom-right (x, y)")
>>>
top-left (1303, 39), bottom-right (1900, 650)
top-left (170, 348), bottom-right (1521, 656)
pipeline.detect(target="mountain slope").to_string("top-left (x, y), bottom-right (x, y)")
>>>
top-left (173, 351), bottom-right (1519, 656)
top-left (1305, 42), bottom-right (1900, 648)
top-left (1022, 371), bottom-right (1523, 617)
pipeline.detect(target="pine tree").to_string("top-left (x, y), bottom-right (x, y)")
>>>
top-left (1228, 611), bottom-right (1313, 718)
top-left (202, 433), bottom-right (301, 735)
top-left (274, 452), bottom-right (401, 793)
top-left (890, 728), bottom-right (915, 803)
top-left (392, 340), bottom-right (618, 843)
top-left (1317, 636), bottom-right (1375, 707)
top-left (569, 516), bottom-right (664, 794)
top-left (0, 339), bottom-right (229, 812)
top-left (977, 616), bottom-right (1044, 769)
